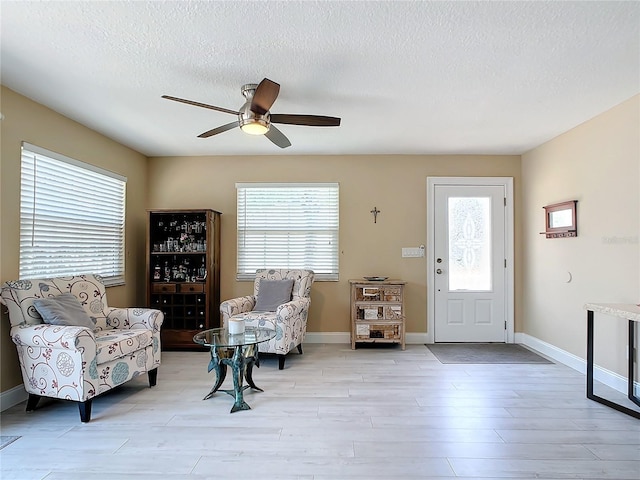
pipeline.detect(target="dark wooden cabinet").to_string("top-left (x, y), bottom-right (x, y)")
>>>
top-left (147, 209), bottom-right (221, 349)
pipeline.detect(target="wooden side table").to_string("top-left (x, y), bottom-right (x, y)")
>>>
top-left (350, 279), bottom-right (406, 350)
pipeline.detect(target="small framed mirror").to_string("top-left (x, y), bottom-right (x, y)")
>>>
top-left (543, 200), bottom-right (577, 238)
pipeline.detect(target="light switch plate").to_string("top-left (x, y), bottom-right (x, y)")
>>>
top-left (402, 247), bottom-right (424, 258)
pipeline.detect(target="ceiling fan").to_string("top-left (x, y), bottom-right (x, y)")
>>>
top-left (162, 78), bottom-right (341, 149)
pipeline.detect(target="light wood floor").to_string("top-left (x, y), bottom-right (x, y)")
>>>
top-left (1, 343), bottom-right (639, 479)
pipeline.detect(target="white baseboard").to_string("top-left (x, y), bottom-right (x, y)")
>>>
top-left (0, 384), bottom-right (27, 412)
top-left (518, 332), bottom-right (640, 397)
top-left (304, 332), bottom-right (430, 345)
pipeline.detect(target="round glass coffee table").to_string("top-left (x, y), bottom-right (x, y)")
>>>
top-left (193, 326), bottom-right (276, 413)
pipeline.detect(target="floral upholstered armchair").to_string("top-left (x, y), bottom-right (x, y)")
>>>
top-left (0, 274), bottom-right (163, 422)
top-left (220, 269), bottom-right (314, 369)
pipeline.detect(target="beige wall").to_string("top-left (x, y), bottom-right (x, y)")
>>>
top-left (148, 154), bottom-right (522, 336)
top-left (0, 86), bottom-right (149, 393)
top-left (521, 95), bottom-right (640, 377)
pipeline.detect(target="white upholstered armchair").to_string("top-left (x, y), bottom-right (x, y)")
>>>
top-left (220, 269), bottom-right (314, 369)
top-left (0, 274), bottom-right (163, 422)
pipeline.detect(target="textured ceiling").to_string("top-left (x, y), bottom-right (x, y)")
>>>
top-left (1, 1), bottom-right (638, 157)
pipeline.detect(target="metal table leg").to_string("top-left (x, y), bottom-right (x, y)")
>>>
top-left (223, 345), bottom-right (251, 413)
top-left (586, 309), bottom-right (640, 419)
top-left (203, 346), bottom-right (227, 400)
top-left (244, 347), bottom-right (263, 392)
top-left (627, 319), bottom-right (640, 409)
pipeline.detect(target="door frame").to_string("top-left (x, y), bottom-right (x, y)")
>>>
top-left (426, 177), bottom-right (514, 344)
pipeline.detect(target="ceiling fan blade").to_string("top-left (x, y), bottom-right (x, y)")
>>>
top-left (197, 122), bottom-right (239, 138)
top-left (162, 95), bottom-right (239, 116)
top-left (265, 125), bottom-right (291, 148)
top-left (250, 78), bottom-right (280, 115)
top-left (270, 114), bottom-right (341, 127)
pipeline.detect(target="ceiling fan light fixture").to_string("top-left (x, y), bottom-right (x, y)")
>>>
top-left (239, 108), bottom-right (270, 135)
top-left (240, 118), bottom-right (270, 135)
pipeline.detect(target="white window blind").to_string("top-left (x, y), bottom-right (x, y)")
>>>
top-left (19, 143), bottom-right (127, 286)
top-left (236, 183), bottom-right (339, 281)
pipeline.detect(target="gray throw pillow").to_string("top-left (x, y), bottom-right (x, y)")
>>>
top-left (33, 293), bottom-right (96, 330)
top-left (254, 279), bottom-right (294, 312)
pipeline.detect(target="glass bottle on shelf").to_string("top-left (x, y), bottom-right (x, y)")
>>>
top-left (197, 260), bottom-right (206, 281)
top-left (153, 263), bottom-right (161, 281)
top-left (171, 264), bottom-right (179, 281)
top-left (163, 261), bottom-right (171, 282)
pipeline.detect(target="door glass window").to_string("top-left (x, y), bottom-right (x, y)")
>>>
top-left (448, 197), bottom-right (492, 291)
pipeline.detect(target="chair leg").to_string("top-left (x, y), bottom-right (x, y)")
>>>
top-left (79, 400), bottom-right (92, 423)
top-left (297, 344), bottom-right (303, 354)
top-left (278, 355), bottom-right (286, 370)
top-left (26, 393), bottom-right (40, 412)
top-left (148, 368), bottom-right (158, 387)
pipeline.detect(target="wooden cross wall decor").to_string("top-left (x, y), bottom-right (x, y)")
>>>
top-left (370, 207), bottom-right (381, 223)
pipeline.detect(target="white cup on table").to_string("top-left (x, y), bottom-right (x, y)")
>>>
top-left (228, 318), bottom-right (245, 335)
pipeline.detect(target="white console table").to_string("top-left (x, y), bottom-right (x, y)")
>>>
top-left (584, 303), bottom-right (640, 419)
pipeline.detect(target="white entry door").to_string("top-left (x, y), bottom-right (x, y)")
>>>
top-left (428, 178), bottom-right (513, 343)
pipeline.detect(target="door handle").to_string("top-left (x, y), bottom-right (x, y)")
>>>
top-left (436, 268), bottom-right (442, 274)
